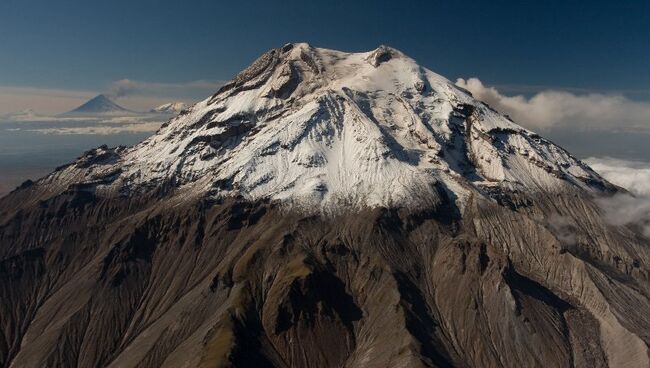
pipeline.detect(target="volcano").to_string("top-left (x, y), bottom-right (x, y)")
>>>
top-left (64, 94), bottom-right (133, 115)
top-left (1, 43), bottom-right (649, 368)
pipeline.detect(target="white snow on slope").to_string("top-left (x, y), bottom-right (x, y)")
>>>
top-left (150, 102), bottom-right (187, 114)
top-left (40, 43), bottom-right (608, 211)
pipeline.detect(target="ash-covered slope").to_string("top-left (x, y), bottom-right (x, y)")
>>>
top-left (1, 44), bottom-right (649, 368)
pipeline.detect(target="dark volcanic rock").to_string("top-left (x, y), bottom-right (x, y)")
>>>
top-left (1, 188), bottom-right (649, 367)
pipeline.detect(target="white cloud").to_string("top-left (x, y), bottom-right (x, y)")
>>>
top-left (586, 157), bottom-right (650, 237)
top-left (29, 121), bottom-right (163, 135)
top-left (15, 115), bottom-right (166, 135)
top-left (585, 157), bottom-right (650, 196)
top-left (595, 194), bottom-right (650, 237)
top-left (0, 111), bottom-right (103, 123)
top-left (455, 78), bottom-right (650, 131)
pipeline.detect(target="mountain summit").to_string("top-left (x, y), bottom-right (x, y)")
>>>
top-left (1, 44), bottom-right (649, 368)
top-left (42, 43), bottom-right (608, 211)
top-left (64, 94), bottom-right (132, 115)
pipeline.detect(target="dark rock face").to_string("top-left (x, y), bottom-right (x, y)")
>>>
top-left (367, 45), bottom-right (396, 67)
top-left (1, 184), bottom-right (649, 368)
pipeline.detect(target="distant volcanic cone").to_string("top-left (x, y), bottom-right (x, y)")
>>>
top-left (64, 94), bottom-right (133, 115)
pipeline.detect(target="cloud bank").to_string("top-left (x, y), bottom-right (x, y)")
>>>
top-left (0, 79), bottom-right (224, 115)
top-left (585, 157), bottom-right (650, 196)
top-left (23, 115), bottom-right (165, 135)
top-left (29, 121), bottom-right (163, 135)
top-left (586, 157), bottom-right (650, 237)
top-left (455, 78), bottom-right (650, 131)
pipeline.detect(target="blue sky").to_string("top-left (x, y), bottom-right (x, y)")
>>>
top-left (1, 0), bottom-right (648, 93)
top-left (0, 0), bottom-right (649, 135)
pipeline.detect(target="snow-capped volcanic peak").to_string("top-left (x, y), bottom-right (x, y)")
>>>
top-left (150, 102), bottom-right (187, 114)
top-left (45, 43), bottom-right (609, 210)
